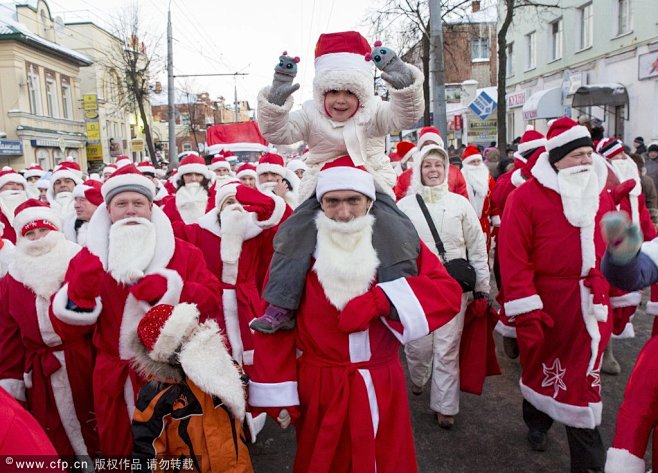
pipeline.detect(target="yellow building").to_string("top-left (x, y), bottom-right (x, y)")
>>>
top-left (0, 0), bottom-right (91, 171)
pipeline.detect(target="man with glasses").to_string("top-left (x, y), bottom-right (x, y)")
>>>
top-left (499, 117), bottom-right (615, 472)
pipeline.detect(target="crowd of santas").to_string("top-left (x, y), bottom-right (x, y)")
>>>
top-left (0, 118), bottom-right (656, 472)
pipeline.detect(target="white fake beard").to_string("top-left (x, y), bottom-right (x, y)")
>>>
top-left (219, 204), bottom-right (248, 285)
top-left (214, 175), bottom-right (233, 187)
top-left (52, 192), bottom-right (75, 218)
top-left (26, 183), bottom-right (39, 200)
top-left (557, 164), bottom-right (600, 228)
top-left (257, 181), bottom-right (277, 194)
top-left (178, 319), bottom-right (246, 421)
top-left (175, 183), bottom-right (208, 224)
top-left (107, 217), bottom-right (156, 285)
top-left (610, 159), bottom-right (641, 196)
top-left (12, 231), bottom-right (72, 298)
top-left (313, 211), bottom-right (380, 311)
top-left (77, 221), bottom-right (89, 246)
top-left (0, 190), bottom-right (27, 224)
top-left (461, 163), bottom-right (490, 217)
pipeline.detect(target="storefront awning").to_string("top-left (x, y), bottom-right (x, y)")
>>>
top-left (571, 83), bottom-right (628, 108)
top-left (522, 87), bottom-right (563, 120)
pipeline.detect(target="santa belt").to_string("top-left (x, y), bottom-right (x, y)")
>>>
top-left (301, 352), bottom-right (397, 473)
top-left (536, 269), bottom-right (608, 307)
top-left (25, 338), bottom-right (88, 379)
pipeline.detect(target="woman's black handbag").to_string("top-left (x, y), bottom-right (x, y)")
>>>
top-left (415, 194), bottom-right (477, 292)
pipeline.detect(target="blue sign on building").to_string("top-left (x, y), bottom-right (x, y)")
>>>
top-left (0, 140), bottom-right (22, 156)
top-left (468, 91), bottom-right (497, 121)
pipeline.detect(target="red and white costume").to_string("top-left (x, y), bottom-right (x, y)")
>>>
top-left (0, 200), bottom-right (97, 457)
top-left (256, 153), bottom-right (300, 208)
top-left (0, 169), bottom-right (28, 244)
top-left (50, 165), bottom-right (223, 456)
top-left (162, 154), bottom-right (216, 225)
top-left (605, 335), bottom-right (658, 472)
top-left (63, 179), bottom-right (103, 247)
top-left (499, 146), bottom-right (615, 429)
top-left (460, 146), bottom-right (497, 253)
top-left (47, 161), bottom-right (83, 220)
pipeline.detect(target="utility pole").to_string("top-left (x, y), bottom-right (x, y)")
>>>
top-left (167, 2), bottom-right (177, 168)
top-left (234, 74), bottom-right (239, 123)
top-left (429, 0), bottom-right (448, 139)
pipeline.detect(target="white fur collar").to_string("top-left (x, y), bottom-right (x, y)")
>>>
top-left (197, 209), bottom-right (263, 240)
top-left (86, 203), bottom-right (175, 272)
top-left (511, 168), bottom-right (526, 187)
top-left (531, 152), bottom-right (607, 194)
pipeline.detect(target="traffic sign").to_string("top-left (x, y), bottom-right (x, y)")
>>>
top-left (468, 90), bottom-right (497, 121)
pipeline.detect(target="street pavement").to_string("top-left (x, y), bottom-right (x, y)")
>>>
top-left (249, 295), bottom-right (654, 472)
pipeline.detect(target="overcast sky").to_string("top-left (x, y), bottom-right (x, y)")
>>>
top-left (48, 0), bottom-right (376, 109)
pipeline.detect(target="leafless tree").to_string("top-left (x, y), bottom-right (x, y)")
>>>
top-left (102, 2), bottom-right (162, 166)
top-left (497, 0), bottom-right (560, 155)
top-left (365, 0), bottom-right (472, 126)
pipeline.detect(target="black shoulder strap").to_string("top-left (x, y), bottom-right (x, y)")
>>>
top-left (415, 194), bottom-right (447, 260)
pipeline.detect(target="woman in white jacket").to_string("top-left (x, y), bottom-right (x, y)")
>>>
top-left (397, 144), bottom-right (490, 429)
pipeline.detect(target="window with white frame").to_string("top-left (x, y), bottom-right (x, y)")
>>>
top-left (617, 0), bottom-right (630, 36)
top-left (471, 37), bottom-right (490, 61)
top-left (578, 3), bottom-right (593, 50)
top-left (26, 63), bottom-right (42, 115)
top-left (61, 76), bottom-right (72, 119)
top-left (45, 71), bottom-right (59, 118)
top-left (506, 42), bottom-right (514, 77)
top-left (550, 19), bottom-right (563, 61)
top-left (525, 32), bottom-right (536, 70)
top-left (182, 142), bottom-right (193, 152)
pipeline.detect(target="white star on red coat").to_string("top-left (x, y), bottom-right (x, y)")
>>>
top-left (589, 367), bottom-right (601, 392)
top-left (542, 358), bottom-right (567, 399)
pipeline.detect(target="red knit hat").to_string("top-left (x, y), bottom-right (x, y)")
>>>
top-left (596, 137), bottom-right (624, 160)
top-left (73, 179), bottom-right (103, 206)
top-left (417, 126), bottom-right (444, 149)
top-left (101, 164), bottom-right (156, 203)
top-left (316, 156), bottom-right (375, 201)
top-left (115, 155), bottom-right (132, 168)
top-left (0, 169), bottom-right (27, 190)
top-left (13, 198), bottom-right (61, 237)
top-left (236, 163), bottom-right (257, 179)
top-left (51, 161), bottom-right (82, 185)
top-left (178, 153), bottom-right (211, 179)
top-left (516, 127), bottom-right (547, 158)
top-left (396, 141), bottom-right (417, 165)
top-left (256, 153), bottom-right (286, 177)
top-left (136, 160), bottom-right (156, 175)
top-left (23, 164), bottom-right (46, 180)
top-left (208, 156), bottom-right (231, 172)
top-left (461, 145), bottom-right (482, 164)
top-left (545, 117), bottom-right (593, 165)
top-left (136, 303), bottom-right (200, 362)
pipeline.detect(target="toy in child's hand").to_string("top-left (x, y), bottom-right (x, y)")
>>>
top-left (365, 40), bottom-right (414, 90)
top-left (268, 51), bottom-right (301, 106)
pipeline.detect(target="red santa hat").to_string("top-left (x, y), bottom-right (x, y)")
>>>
top-left (73, 179), bottom-right (103, 206)
top-left (12, 198), bottom-right (61, 237)
top-left (23, 164), bottom-right (46, 180)
top-left (417, 126), bottom-right (444, 149)
top-left (51, 161), bottom-right (83, 185)
top-left (208, 155), bottom-right (231, 172)
top-left (595, 137), bottom-right (624, 160)
top-left (136, 303), bottom-right (200, 362)
top-left (545, 116), bottom-right (593, 165)
top-left (313, 31), bottom-right (373, 108)
top-left (0, 169), bottom-right (27, 190)
top-left (256, 153), bottom-right (286, 177)
top-left (115, 155), bottom-right (132, 168)
top-left (516, 127), bottom-right (547, 159)
top-left (236, 163), bottom-right (257, 179)
top-left (178, 153), bottom-right (211, 180)
top-left (215, 181), bottom-right (240, 209)
top-left (316, 156), bottom-right (376, 201)
top-left (286, 159), bottom-right (307, 173)
top-left (136, 160), bottom-right (156, 175)
top-left (396, 141), bottom-right (418, 165)
top-left (102, 164), bottom-right (117, 177)
top-left (88, 173), bottom-right (102, 184)
top-left (101, 164), bottom-right (156, 203)
top-left (461, 145), bottom-right (482, 165)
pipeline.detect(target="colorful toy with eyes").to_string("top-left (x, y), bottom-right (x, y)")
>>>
top-left (268, 51), bottom-right (301, 106)
top-left (275, 51), bottom-right (301, 77)
top-left (364, 41), bottom-right (414, 90)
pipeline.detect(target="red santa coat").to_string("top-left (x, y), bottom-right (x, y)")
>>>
top-left (605, 335), bottom-right (658, 472)
top-left (394, 165), bottom-right (468, 201)
top-left (0, 268), bottom-right (98, 458)
top-left (51, 204), bottom-right (223, 456)
top-left (0, 212), bottom-right (16, 244)
top-left (499, 153), bottom-right (614, 429)
top-left (249, 243), bottom-right (462, 473)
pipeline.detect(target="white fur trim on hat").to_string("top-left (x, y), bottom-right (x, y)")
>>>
top-left (0, 173), bottom-right (27, 190)
top-left (237, 168), bottom-right (257, 179)
top-left (101, 173), bottom-right (156, 201)
top-left (316, 167), bottom-right (376, 201)
top-left (12, 206), bottom-right (62, 236)
top-left (315, 52), bottom-right (372, 78)
top-left (178, 162), bottom-right (211, 180)
top-left (209, 161), bottom-right (231, 172)
top-left (149, 303), bottom-right (200, 362)
top-left (215, 183), bottom-right (239, 209)
top-left (72, 184), bottom-right (92, 199)
top-left (462, 153), bottom-right (483, 165)
top-left (23, 168), bottom-right (45, 180)
top-left (545, 125), bottom-right (590, 152)
top-left (313, 68), bottom-right (373, 112)
top-left (418, 133), bottom-right (444, 149)
top-left (517, 138), bottom-right (547, 154)
top-left (286, 160), bottom-right (307, 173)
top-left (137, 164), bottom-right (156, 174)
top-left (400, 146), bottom-right (418, 164)
top-left (256, 162), bottom-right (286, 177)
top-left (51, 170), bottom-right (82, 185)
top-left (408, 144), bottom-right (449, 195)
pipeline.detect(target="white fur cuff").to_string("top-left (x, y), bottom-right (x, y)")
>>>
top-left (0, 378), bottom-right (26, 402)
top-left (150, 303), bottom-right (199, 362)
top-left (255, 194), bottom-right (286, 229)
top-left (248, 381), bottom-right (299, 407)
top-left (605, 447), bottom-right (645, 473)
top-left (504, 294), bottom-right (543, 316)
top-left (150, 269), bottom-right (184, 306)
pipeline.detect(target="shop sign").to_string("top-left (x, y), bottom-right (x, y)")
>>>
top-left (506, 90), bottom-right (526, 109)
top-left (86, 143), bottom-right (103, 160)
top-left (467, 119), bottom-right (497, 144)
top-left (0, 140), bottom-right (22, 156)
top-left (86, 122), bottom-right (100, 141)
top-left (83, 94), bottom-right (98, 111)
top-left (131, 139), bottom-right (144, 152)
top-left (454, 115), bottom-right (463, 131)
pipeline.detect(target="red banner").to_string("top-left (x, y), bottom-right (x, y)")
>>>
top-left (454, 115), bottom-right (463, 131)
top-left (206, 122), bottom-right (268, 146)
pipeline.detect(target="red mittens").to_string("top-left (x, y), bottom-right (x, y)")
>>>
top-left (129, 274), bottom-right (168, 305)
top-left (337, 286), bottom-right (391, 334)
top-left (612, 179), bottom-right (637, 206)
top-left (236, 185), bottom-right (275, 221)
top-left (66, 248), bottom-right (104, 309)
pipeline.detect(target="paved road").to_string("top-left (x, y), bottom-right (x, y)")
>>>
top-left (249, 299), bottom-right (654, 472)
